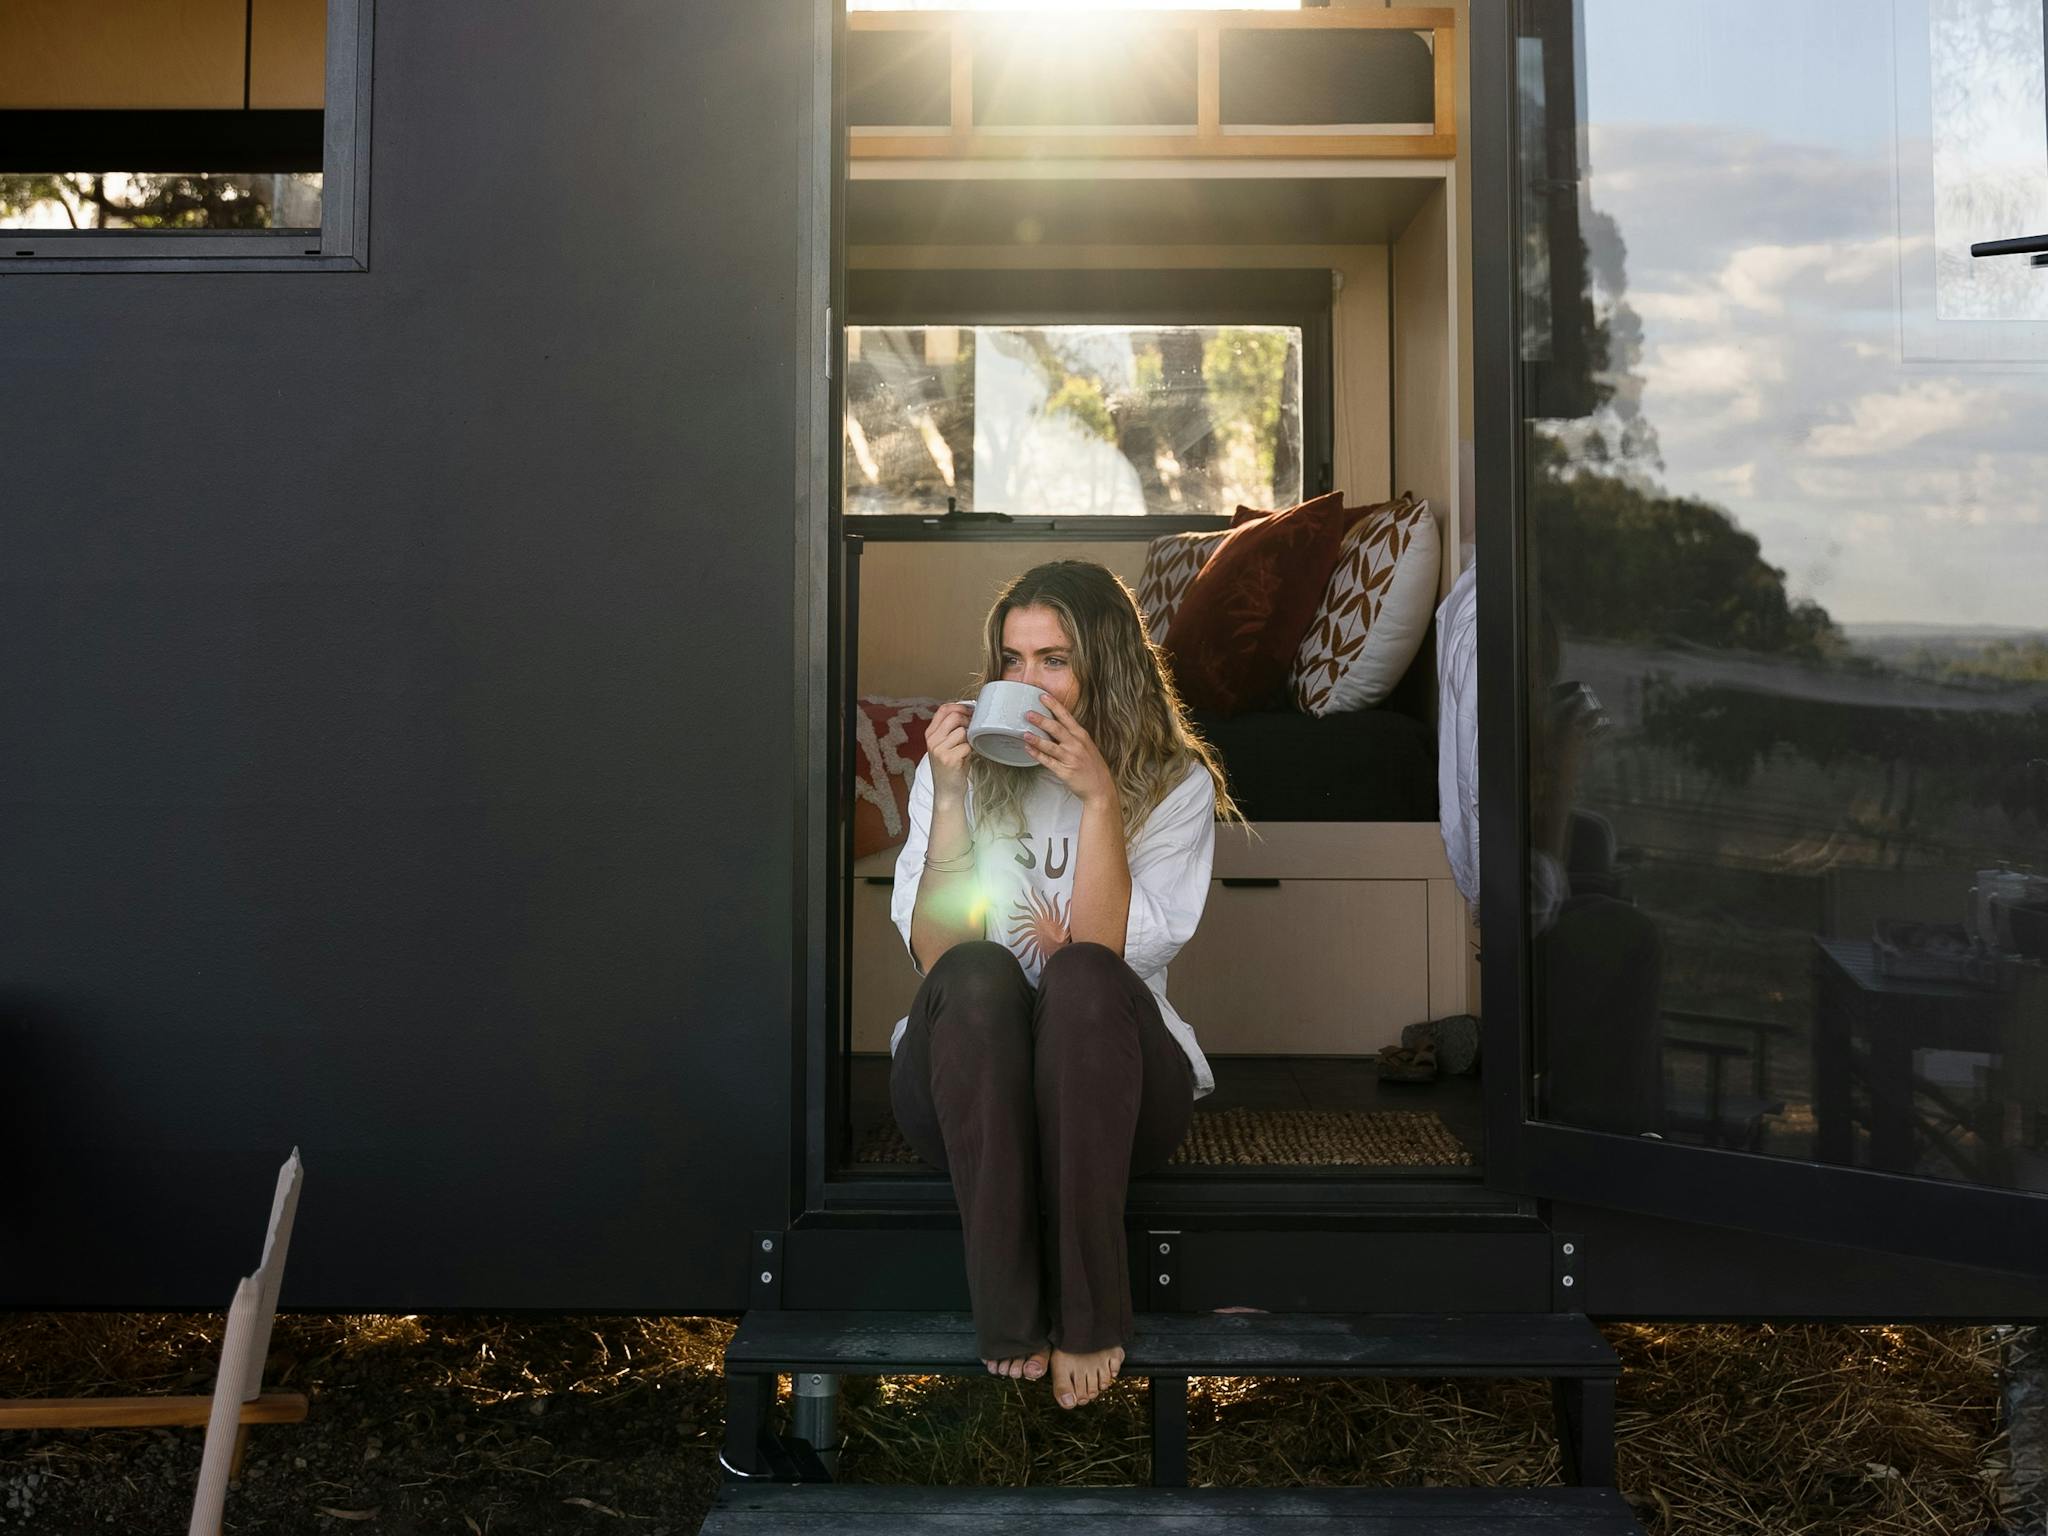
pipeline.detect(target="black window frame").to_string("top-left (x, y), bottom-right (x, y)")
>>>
top-left (1, 0), bottom-right (373, 273)
top-left (1470, 0), bottom-right (2048, 1280)
top-left (811, 262), bottom-right (1531, 1217)
top-left (843, 265), bottom-right (1336, 541)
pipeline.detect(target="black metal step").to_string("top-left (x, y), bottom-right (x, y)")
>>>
top-left (724, 1310), bottom-right (1619, 1381)
top-left (722, 1311), bottom-right (1622, 1490)
top-left (703, 1483), bottom-right (1646, 1533)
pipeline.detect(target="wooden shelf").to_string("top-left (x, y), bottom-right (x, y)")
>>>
top-left (849, 7), bottom-right (1457, 165)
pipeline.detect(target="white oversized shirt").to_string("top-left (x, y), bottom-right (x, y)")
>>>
top-left (890, 756), bottom-right (1218, 1098)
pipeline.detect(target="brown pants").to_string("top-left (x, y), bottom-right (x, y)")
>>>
top-left (890, 940), bottom-right (1194, 1360)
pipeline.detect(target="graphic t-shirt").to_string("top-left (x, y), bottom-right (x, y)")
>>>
top-left (890, 755), bottom-right (1218, 1098)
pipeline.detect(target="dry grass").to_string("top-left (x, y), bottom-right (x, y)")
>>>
top-left (0, 1314), bottom-right (2016, 1535)
top-left (836, 1323), bottom-right (2015, 1536)
top-left (0, 1314), bottom-right (736, 1533)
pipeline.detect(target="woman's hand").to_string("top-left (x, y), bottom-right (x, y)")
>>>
top-left (1023, 693), bottom-right (1117, 811)
top-left (926, 701), bottom-right (974, 803)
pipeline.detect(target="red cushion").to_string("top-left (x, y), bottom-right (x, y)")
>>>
top-left (1164, 491), bottom-right (1356, 717)
top-left (852, 697), bottom-right (938, 860)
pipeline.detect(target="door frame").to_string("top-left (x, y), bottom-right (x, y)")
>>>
top-left (1469, 0), bottom-right (2048, 1279)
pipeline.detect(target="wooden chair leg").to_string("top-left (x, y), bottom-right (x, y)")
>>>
top-left (228, 1423), bottom-right (253, 1483)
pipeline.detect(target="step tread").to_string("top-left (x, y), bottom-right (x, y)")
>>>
top-left (706, 1483), bottom-right (1644, 1533)
top-left (725, 1311), bottom-right (1618, 1379)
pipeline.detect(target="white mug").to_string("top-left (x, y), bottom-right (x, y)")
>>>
top-left (966, 680), bottom-right (1043, 766)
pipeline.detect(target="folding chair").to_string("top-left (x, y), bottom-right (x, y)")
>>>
top-left (0, 1150), bottom-right (307, 1536)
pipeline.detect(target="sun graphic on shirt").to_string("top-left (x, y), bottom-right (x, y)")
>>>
top-left (1008, 886), bottom-right (1070, 970)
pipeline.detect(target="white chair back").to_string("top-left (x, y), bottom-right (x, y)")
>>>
top-left (187, 1149), bottom-right (303, 1536)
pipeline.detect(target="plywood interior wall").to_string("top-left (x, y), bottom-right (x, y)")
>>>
top-left (0, 0), bottom-right (324, 110)
top-left (1392, 181), bottom-right (1459, 595)
top-left (856, 538), bottom-right (1152, 701)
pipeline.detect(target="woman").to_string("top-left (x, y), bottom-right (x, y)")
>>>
top-left (889, 560), bottom-right (1238, 1411)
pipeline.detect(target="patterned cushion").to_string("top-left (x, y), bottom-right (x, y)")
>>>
top-left (1290, 497), bottom-right (1439, 716)
top-left (852, 696), bottom-right (940, 860)
top-left (1135, 527), bottom-right (1239, 645)
top-left (1163, 492), bottom-right (1356, 717)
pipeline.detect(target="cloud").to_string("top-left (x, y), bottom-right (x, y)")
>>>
top-left (1570, 119), bottom-right (2048, 626)
top-left (1803, 380), bottom-right (2000, 458)
top-left (1642, 341), bottom-right (1782, 399)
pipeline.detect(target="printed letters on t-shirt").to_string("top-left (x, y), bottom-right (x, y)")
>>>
top-left (1010, 833), bottom-right (1071, 880)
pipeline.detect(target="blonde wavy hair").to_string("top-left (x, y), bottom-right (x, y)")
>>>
top-left (966, 560), bottom-right (1241, 842)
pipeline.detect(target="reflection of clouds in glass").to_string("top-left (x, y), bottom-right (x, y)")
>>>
top-left (1641, 341), bottom-right (1781, 404)
top-left (1930, 0), bottom-right (2048, 320)
top-left (1584, 106), bottom-right (2048, 626)
top-left (1587, 126), bottom-right (1897, 256)
top-left (1805, 381), bottom-right (2002, 458)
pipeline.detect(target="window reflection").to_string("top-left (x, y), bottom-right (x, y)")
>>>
top-left (845, 324), bottom-right (1304, 518)
top-left (1520, 0), bottom-right (2048, 1190)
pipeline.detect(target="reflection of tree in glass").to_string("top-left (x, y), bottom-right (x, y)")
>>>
top-left (1641, 678), bottom-right (2048, 830)
top-left (844, 322), bottom-right (1300, 517)
top-left (1530, 435), bottom-right (1838, 658)
top-left (842, 328), bottom-right (977, 515)
top-left (0, 173), bottom-right (304, 230)
top-left (1022, 325), bottom-right (1298, 515)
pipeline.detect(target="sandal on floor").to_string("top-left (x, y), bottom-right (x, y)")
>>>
top-left (1376, 1039), bottom-right (1438, 1083)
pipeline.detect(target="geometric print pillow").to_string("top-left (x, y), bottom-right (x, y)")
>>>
top-left (1289, 496), bottom-right (1439, 716)
top-left (1134, 527), bottom-right (1239, 646)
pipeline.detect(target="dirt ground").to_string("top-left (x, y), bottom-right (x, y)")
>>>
top-left (0, 1313), bottom-right (2019, 1535)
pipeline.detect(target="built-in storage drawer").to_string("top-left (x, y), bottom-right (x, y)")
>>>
top-left (1169, 878), bottom-right (1429, 1056)
top-left (847, 822), bottom-right (1468, 1058)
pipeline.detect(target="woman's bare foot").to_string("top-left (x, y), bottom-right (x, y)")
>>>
top-left (983, 1348), bottom-right (1049, 1381)
top-left (1049, 1344), bottom-right (1125, 1408)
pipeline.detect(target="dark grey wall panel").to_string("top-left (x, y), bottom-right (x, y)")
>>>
top-left (1553, 1204), bottom-right (2048, 1321)
top-left (0, 0), bottom-right (822, 1309)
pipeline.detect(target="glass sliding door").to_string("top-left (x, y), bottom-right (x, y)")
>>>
top-left (1481, 0), bottom-right (2048, 1271)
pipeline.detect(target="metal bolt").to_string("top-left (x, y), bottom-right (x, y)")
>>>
top-left (1158, 1242), bottom-right (1171, 1255)
top-left (759, 1270), bottom-right (774, 1285)
top-left (1561, 1274), bottom-right (1575, 1288)
top-left (1562, 1242), bottom-right (1576, 1257)
top-left (761, 1238), bottom-right (775, 1253)
top-left (1158, 1273), bottom-right (1172, 1286)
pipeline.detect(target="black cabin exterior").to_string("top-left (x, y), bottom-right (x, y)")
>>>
top-left (2, 0), bottom-right (2044, 1326)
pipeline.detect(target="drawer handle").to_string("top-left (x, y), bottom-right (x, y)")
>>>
top-left (862, 875), bottom-right (895, 887)
top-left (1219, 877), bottom-right (1281, 889)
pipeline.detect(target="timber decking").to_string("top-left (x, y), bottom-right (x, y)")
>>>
top-left (703, 1484), bottom-right (1646, 1533)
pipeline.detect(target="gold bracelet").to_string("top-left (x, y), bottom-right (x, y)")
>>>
top-left (924, 848), bottom-right (976, 873)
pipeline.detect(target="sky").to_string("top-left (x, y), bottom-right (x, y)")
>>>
top-left (1571, 0), bottom-right (2048, 630)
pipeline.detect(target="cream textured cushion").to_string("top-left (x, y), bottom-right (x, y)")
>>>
top-left (1290, 497), bottom-right (1439, 715)
top-left (1135, 527), bottom-right (1238, 645)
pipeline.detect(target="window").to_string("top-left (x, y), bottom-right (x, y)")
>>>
top-left (1516, 0), bottom-right (2048, 1192)
top-left (0, 0), bottom-right (371, 270)
top-left (845, 269), bottom-right (1332, 524)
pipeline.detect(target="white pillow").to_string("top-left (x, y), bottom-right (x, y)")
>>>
top-left (1134, 527), bottom-right (1236, 645)
top-left (1290, 498), bottom-right (1439, 715)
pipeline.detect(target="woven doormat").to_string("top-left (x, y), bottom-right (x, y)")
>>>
top-left (855, 1106), bottom-right (1472, 1169)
